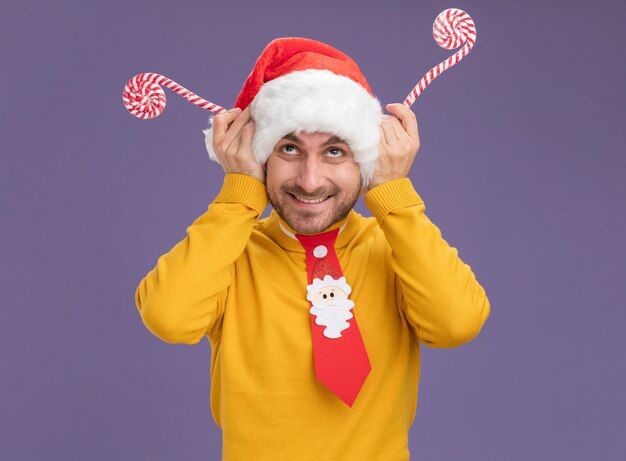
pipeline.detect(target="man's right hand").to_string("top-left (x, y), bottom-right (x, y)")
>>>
top-left (212, 106), bottom-right (265, 183)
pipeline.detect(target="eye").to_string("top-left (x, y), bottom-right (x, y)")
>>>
top-left (327, 147), bottom-right (344, 158)
top-left (330, 292), bottom-right (334, 297)
top-left (281, 144), bottom-right (297, 155)
top-left (323, 294), bottom-right (327, 299)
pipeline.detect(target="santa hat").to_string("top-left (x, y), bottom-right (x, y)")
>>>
top-left (203, 37), bottom-right (382, 185)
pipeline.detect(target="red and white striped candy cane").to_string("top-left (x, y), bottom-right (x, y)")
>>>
top-left (403, 8), bottom-right (476, 107)
top-left (122, 72), bottom-right (226, 119)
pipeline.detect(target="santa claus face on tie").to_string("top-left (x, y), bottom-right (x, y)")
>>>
top-left (309, 285), bottom-right (349, 307)
top-left (306, 276), bottom-right (355, 339)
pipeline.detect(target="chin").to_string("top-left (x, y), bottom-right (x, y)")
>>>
top-left (267, 182), bottom-right (360, 235)
top-left (281, 209), bottom-right (337, 235)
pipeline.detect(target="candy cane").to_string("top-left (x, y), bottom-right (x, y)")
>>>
top-left (122, 73), bottom-right (226, 119)
top-left (403, 8), bottom-right (476, 107)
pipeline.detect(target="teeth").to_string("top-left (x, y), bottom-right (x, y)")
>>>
top-left (294, 195), bottom-right (328, 204)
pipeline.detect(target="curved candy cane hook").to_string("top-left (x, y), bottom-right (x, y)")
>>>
top-left (122, 73), bottom-right (226, 119)
top-left (404, 8), bottom-right (476, 107)
top-left (123, 11), bottom-right (476, 118)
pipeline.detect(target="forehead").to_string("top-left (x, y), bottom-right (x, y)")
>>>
top-left (282, 132), bottom-right (348, 146)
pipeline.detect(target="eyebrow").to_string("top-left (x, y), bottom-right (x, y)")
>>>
top-left (281, 133), bottom-right (348, 146)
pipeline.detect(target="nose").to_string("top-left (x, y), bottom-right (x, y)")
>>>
top-left (296, 155), bottom-right (326, 193)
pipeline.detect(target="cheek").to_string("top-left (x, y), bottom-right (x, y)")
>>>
top-left (264, 156), bottom-right (279, 190)
top-left (334, 164), bottom-right (362, 192)
top-left (265, 156), bottom-right (295, 190)
top-left (265, 162), bottom-right (285, 202)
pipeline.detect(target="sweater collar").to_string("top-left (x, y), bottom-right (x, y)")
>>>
top-left (262, 209), bottom-right (361, 253)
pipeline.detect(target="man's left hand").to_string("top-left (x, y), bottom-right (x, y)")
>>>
top-left (368, 103), bottom-right (420, 190)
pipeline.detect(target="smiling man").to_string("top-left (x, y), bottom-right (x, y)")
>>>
top-left (135, 37), bottom-right (490, 460)
top-left (266, 131), bottom-right (362, 234)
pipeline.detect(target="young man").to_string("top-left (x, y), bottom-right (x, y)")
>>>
top-left (135, 37), bottom-right (490, 460)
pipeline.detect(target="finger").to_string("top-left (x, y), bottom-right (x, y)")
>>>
top-left (238, 121), bottom-right (256, 157)
top-left (386, 103), bottom-right (419, 140)
top-left (380, 116), bottom-right (398, 145)
top-left (212, 108), bottom-right (243, 144)
top-left (225, 130), bottom-right (241, 158)
top-left (224, 121), bottom-right (249, 162)
top-left (219, 106), bottom-right (253, 149)
top-left (387, 115), bottom-right (406, 141)
top-left (215, 126), bottom-right (240, 171)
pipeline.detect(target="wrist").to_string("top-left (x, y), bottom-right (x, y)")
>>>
top-left (364, 178), bottom-right (423, 223)
top-left (215, 173), bottom-right (268, 216)
top-left (367, 174), bottom-right (404, 191)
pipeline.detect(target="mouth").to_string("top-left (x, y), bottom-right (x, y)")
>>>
top-left (288, 193), bottom-right (333, 205)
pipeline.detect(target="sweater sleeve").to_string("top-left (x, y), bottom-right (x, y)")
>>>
top-left (365, 178), bottom-right (490, 348)
top-left (135, 173), bottom-right (268, 344)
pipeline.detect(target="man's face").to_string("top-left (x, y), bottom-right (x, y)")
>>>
top-left (265, 132), bottom-right (362, 234)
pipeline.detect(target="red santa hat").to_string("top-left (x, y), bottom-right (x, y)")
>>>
top-left (204, 37), bottom-right (382, 185)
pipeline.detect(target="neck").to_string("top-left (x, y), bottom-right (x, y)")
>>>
top-left (262, 209), bottom-right (361, 253)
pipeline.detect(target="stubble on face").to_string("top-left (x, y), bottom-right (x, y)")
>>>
top-left (264, 131), bottom-right (363, 234)
top-left (267, 178), bottom-right (361, 235)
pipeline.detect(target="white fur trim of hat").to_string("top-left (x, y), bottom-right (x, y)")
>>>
top-left (204, 69), bottom-right (382, 186)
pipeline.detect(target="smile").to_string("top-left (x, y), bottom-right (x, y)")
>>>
top-left (290, 194), bottom-right (332, 204)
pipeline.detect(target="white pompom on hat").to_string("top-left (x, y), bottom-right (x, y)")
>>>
top-left (204, 37), bottom-right (382, 186)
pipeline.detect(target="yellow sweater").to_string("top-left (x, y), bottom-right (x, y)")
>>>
top-left (136, 174), bottom-right (490, 460)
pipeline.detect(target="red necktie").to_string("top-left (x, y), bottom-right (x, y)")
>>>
top-left (296, 229), bottom-right (371, 407)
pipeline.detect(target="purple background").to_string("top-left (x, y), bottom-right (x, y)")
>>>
top-left (2, 0), bottom-right (625, 459)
